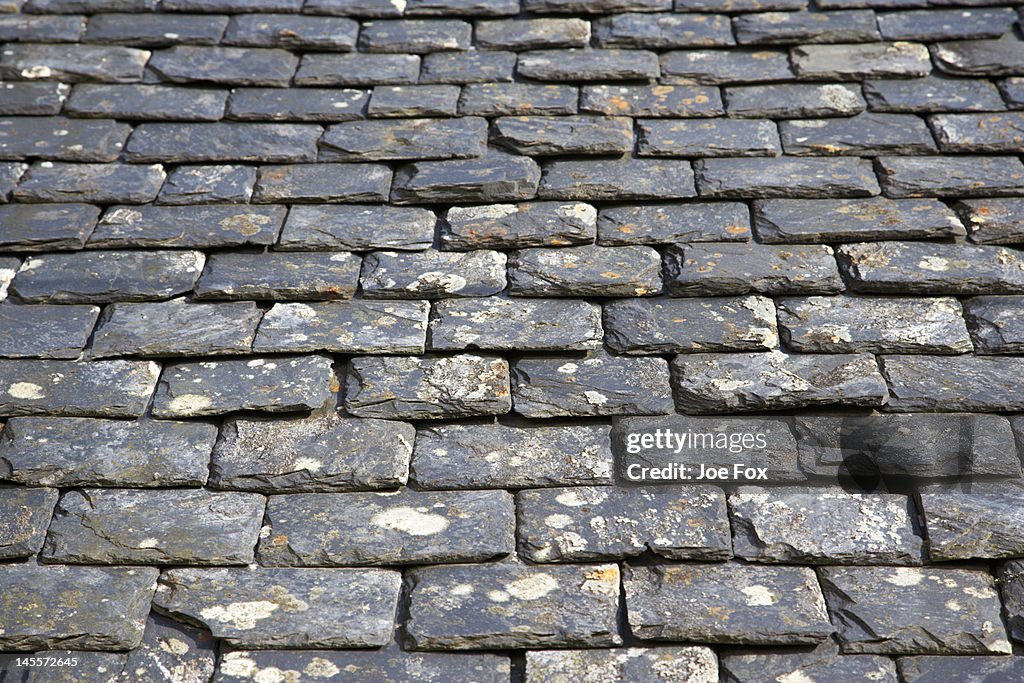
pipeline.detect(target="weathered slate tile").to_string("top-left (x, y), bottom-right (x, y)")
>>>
top-left (151, 355), bottom-right (335, 417)
top-left (695, 157), bottom-right (880, 198)
top-left (0, 416), bottom-right (216, 487)
top-left (0, 303), bottom-right (98, 359)
top-left (639, 118), bottom-right (780, 157)
top-left (360, 19), bottom-right (471, 52)
top-left (228, 87), bottom-right (367, 121)
top-left (730, 487), bottom-right (923, 564)
top-left (780, 113), bottom-right (936, 155)
top-left (412, 423), bottom-right (613, 489)
top-left (525, 0), bottom-right (668, 11)
top-left (253, 163), bottom-right (391, 203)
top-left (492, 115), bottom-right (632, 156)
top-left (83, 12), bottom-right (227, 46)
top-left (1003, 77), bottom-right (1024, 108)
top-left (43, 488), bottom-right (265, 565)
top-left (477, 18), bottom-right (590, 50)
top-left (368, 84), bottom-right (459, 117)
top-left (581, 83), bottom-right (723, 117)
top-left (882, 355), bottom-right (1024, 411)
top-left (154, 567), bottom-right (401, 649)
top-left (441, 202), bottom-right (593, 250)
top-left (877, 156), bottom-right (1024, 197)
top-left (296, 53), bottom-right (420, 86)
top-left (0, 161), bottom-right (25, 202)
top-left (25, 0), bottom-right (158, 8)
top-left (597, 202), bottom-right (750, 245)
top-left (224, 13), bottom-right (358, 49)
top-left (964, 295), bottom-right (1024, 353)
top-left (14, 162), bottom-right (166, 204)
top-left (920, 482), bottom-right (1024, 560)
top-left (404, 0), bottom-right (519, 17)
top-left (124, 614), bottom-right (216, 683)
top-left (163, 0), bottom-right (302, 10)
top-left (66, 83), bottom-right (226, 120)
top-left (837, 241), bottom-right (1024, 294)
top-left (391, 152), bottom-right (540, 204)
top-left (509, 245), bottom-right (661, 297)
top-left (721, 642), bottom-right (897, 683)
top-left (345, 354), bottom-right (511, 419)
top-left (605, 296), bottom-right (778, 354)
top-left (0, 485), bottom-right (57, 558)
top-left (459, 82), bottom-right (579, 116)
top-left (92, 205), bottom-right (283, 249)
top-left (0, 564), bottom-right (157, 651)
top-left (865, 77), bottom-right (1005, 113)
top-left (0, 203), bottom-right (98, 252)
top-left (726, 83), bottom-right (866, 118)
top-left (661, 49), bottom-right (791, 84)
top-left (736, 10), bottom-right (878, 44)
top-left (430, 297), bottom-right (601, 351)
top-left (407, 561), bottom-right (621, 650)
top-left (932, 38), bottom-right (1024, 77)
top-left (672, 351), bottom-right (887, 413)
top-left (280, 205), bottom-right (434, 251)
top-left (194, 252), bottom-right (360, 301)
top-left (879, 8), bottom-right (1016, 41)
top-left (420, 51), bottom-right (516, 84)
top-left (956, 198), bottom-right (1024, 244)
top-left (0, 82), bottom-right (69, 116)
top-left (0, 14), bottom-right (84, 42)
top-left (0, 44), bottom-right (149, 83)
top-left (792, 42), bottom-right (931, 79)
top-left (517, 49), bottom-right (659, 81)
top-left (519, 485), bottom-right (731, 562)
top-left (513, 351), bottom-right (673, 417)
top-left (259, 489), bottom-right (514, 565)
top-left (930, 112), bottom-right (1024, 153)
top-left (149, 46), bottom-right (297, 86)
top-left (594, 13), bottom-right (733, 49)
top-left (320, 117), bottom-right (487, 161)
top-left (255, 300), bottom-right (428, 354)
top-left (665, 243), bottom-right (842, 296)
top-left (526, 648), bottom-right (718, 683)
top-left (541, 159), bottom-right (696, 200)
top-left (624, 563), bottom-right (832, 645)
top-left (0, 257), bottom-right (17, 301)
top-left (11, 250), bottom-right (203, 304)
top-left (754, 197), bottom-right (964, 243)
top-left (0, 116), bottom-right (130, 162)
top-left (898, 655), bottom-right (1024, 683)
top-left (158, 165), bottom-right (255, 204)
top-left (361, 250), bottom-right (506, 299)
top-left (1000, 560), bottom-right (1024, 643)
top-left (126, 123), bottom-right (322, 163)
top-left (778, 296), bottom-right (972, 354)
top-left (819, 566), bottom-right (1011, 654)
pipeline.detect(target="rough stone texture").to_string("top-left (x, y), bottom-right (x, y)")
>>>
top-left (540, 159), bottom-right (697, 200)
top-left (127, 123), bottom-right (322, 163)
top-left (695, 157), bottom-right (881, 198)
top-left (661, 49), bottom-right (792, 84)
top-left (956, 198), bottom-right (1024, 244)
top-left (920, 482), bottom-right (1024, 560)
top-left (91, 205), bottom-right (284, 249)
top-left (1002, 78), bottom-right (1024, 108)
top-left (0, 564), bottom-right (157, 651)
top-left (721, 643), bottom-right (898, 683)
top-left (459, 82), bottom-right (579, 116)
top-left (296, 53), bottom-right (420, 86)
top-left (154, 567), bottom-right (401, 649)
top-left (0, 161), bottom-right (25, 202)
top-left (725, 83), bottom-right (865, 118)
top-left (477, 18), bottom-right (590, 50)
top-left (581, 83), bottom-right (723, 117)
top-left (0, 416), bottom-right (217, 487)
top-left (508, 245), bottom-right (661, 297)
top-left (517, 49), bottom-right (659, 81)
top-left (0, 303), bottom-right (99, 358)
top-left (878, 8), bottom-right (1017, 41)
top-left (13, 162), bottom-right (166, 204)
top-left (411, 423), bottom-right (613, 489)
top-left (0, 485), bottom-right (57, 558)
top-left (258, 489), bottom-right (514, 565)
top-left (43, 488), bottom-right (265, 565)
top-left (512, 351), bottom-right (674, 417)
top-left (932, 38), bottom-right (1024, 77)
top-left (930, 112), bottom-right (1024, 153)
top-left (254, 163), bottom-right (391, 203)
top-left (884, 355), bottom-right (1024, 411)
top-left (780, 113), bottom-right (936, 156)
top-left (148, 46), bottom-right (298, 86)
top-left (0, 116), bottom-right (130, 162)
top-left (152, 355), bottom-right (335, 418)
top-left (734, 10), bottom-right (879, 44)
top-left (320, 117), bottom-right (487, 162)
top-left (66, 83), bottom-right (228, 121)
top-left (345, 354), bottom-right (511, 419)
top-left (672, 351), bottom-right (888, 413)
top-left (280, 205), bottom-right (435, 251)
top-left (638, 118), bottom-right (780, 157)
top-left (819, 566), bottom-right (1012, 655)
top-left (254, 300), bottom-right (427, 354)
top-left (0, 359), bottom-right (159, 417)
top-left (228, 87), bottom-right (368, 122)
top-left (0, 43), bottom-right (150, 83)
top-left (368, 84), bottom-right (460, 117)
top-left (526, 648), bottom-right (718, 683)
top-left (999, 560), bottom-right (1024, 644)
top-left (493, 115), bottom-right (633, 156)
top-left (964, 295), bottom-right (1024, 354)
top-left (604, 295), bottom-right (778, 354)
top-left (665, 243), bottom-right (843, 296)
top-left (597, 202), bottom-right (750, 245)
top-left (864, 76), bottom-right (1006, 113)
top-left (360, 249), bottom-right (506, 299)
top-left (792, 42), bottom-right (932, 79)
top-left (391, 152), bottom-right (541, 204)
top-left (194, 252), bottom-right (360, 301)
top-left (898, 655), bottom-right (1024, 683)
top-left (441, 201), bottom-right (595, 250)
top-left (407, 561), bottom-right (621, 650)
top-left (594, 13), bottom-right (734, 49)
top-left (123, 614), bottom-right (216, 683)
top-left (210, 413), bottom-right (413, 493)
top-left (518, 485), bottom-right (731, 562)
top-left (158, 164), bottom-right (255, 204)
top-left (430, 297), bottom-right (602, 351)
top-left (876, 156), bottom-right (1024, 197)
top-left (624, 563), bottom-right (832, 645)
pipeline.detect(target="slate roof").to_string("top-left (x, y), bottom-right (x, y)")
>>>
top-left (1, 0), bottom-right (1024, 681)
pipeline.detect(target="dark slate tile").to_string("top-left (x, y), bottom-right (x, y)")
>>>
top-left (223, 13), bottom-right (358, 49)
top-left (0, 44), bottom-right (149, 83)
top-left (305, 0), bottom-right (404, 16)
top-left (0, 116), bottom-right (130, 162)
top-left (525, 0), bottom-right (668, 11)
top-left (878, 8), bottom-right (1016, 41)
top-left (638, 118), bottom-right (780, 157)
top-left (459, 82), bottom-right (578, 116)
top-left (1003, 77), bottom-right (1024, 108)
top-left (919, 482), bottom-right (1024, 560)
top-left (412, 423), bottom-right (613, 489)
top-left (359, 19), bottom-right (472, 53)
top-left (0, 162), bottom-right (25, 202)
top-left (441, 201), bottom-right (596, 250)
top-left (930, 112), bottom-right (1024, 152)
top-left (0, 14), bottom-right (83, 42)
top-left (0, 203), bottom-right (99, 251)
top-left (864, 76), bottom-right (1005, 113)
top-left (594, 13), bottom-right (734, 49)
top-left (476, 18), bottom-right (590, 50)
top-left (0, 416), bottom-right (216, 487)
top-left (665, 243), bottom-right (842, 296)
top-left (898, 655), bottom-right (1024, 683)
top-left (360, 249), bottom-right (506, 298)
top-left (217, 650), bottom-right (509, 683)
top-left (368, 84), bottom-right (459, 117)
top-left (158, 164), bottom-right (255, 204)
top-left (492, 115), bottom-right (633, 156)
top-left (0, 564), bottom-right (157, 651)
top-left (932, 37), bottom-right (1024, 77)
top-left (149, 46), bottom-right (297, 86)
top-left (391, 152), bottom-right (540, 204)
top-left (792, 42), bottom-right (931, 79)
top-left (162, 0), bottom-right (302, 9)
top-left (540, 159), bottom-right (696, 200)
top-left (83, 12), bottom-right (227, 46)
top-left (280, 205), bottom-right (435, 251)
top-left (429, 297), bottom-right (602, 351)
top-left (721, 643), bottom-right (897, 683)
top-left (963, 295), bottom-right (1024, 353)
top-left (882, 355), bottom-right (1024, 411)
top-left (779, 113), bottom-right (936, 155)
top-left (957, 198), bottom-right (1024, 244)
top-left (695, 157), bottom-right (880, 198)
top-left (725, 83), bottom-right (865, 118)
top-left (124, 615), bottom-right (216, 683)
top-left (91, 205), bottom-right (284, 248)
top-left (227, 87), bottom-right (367, 121)
top-left (194, 252), bottom-right (360, 301)
top-left (672, 351), bottom-right (887, 413)
top-left (508, 244), bottom-right (661, 297)
top-left (736, 10), bottom-right (878, 45)
top-left (676, 0), bottom-right (806, 9)
top-left (0, 485), bottom-right (57, 559)
top-left (0, 81), bottom-right (68, 115)
top-left (420, 50), bottom-right (516, 83)
top-left (527, 648), bottom-right (718, 683)
top-left (517, 49), bottom-right (659, 81)
top-left (598, 202), bottom-right (750, 246)
top-left (0, 303), bottom-right (99, 358)
top-left (1001, 561), bottom-right (1024, 644)
top-left (581, 83), bottom-right (723, 117)
top-left (66, 83), bottom-right (228, 120)
top-left (814, 0), bottom-right (923, 7)
top-left (661, 49), bottom-right (791, 84)
top-left (345, 353), bottom-right (511, 419)
top-left (404, 0), bottom-right (520, 15)
top-left (296, 53), bottom-right (420, 86)
top-left (754, 197), bottom-right (965, 243)
top-left (877, 155), bottom-right (1024, 197)
top-left (253, 163), bottom-right (391, 203)
top-left (90, 300), bottom-right (261, 358)
top-left (126, 123), bottom-right (322, 163)
top-left (0, 359), bottom-right (159, 417)
top-left (254, 300), bottom-right (428, 354)
top-left (25, 0), bottom-right (158, 8)
top-left (319, 117), bottom-right (487, 161)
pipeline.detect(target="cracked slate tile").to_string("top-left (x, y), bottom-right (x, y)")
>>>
top-left (779, 113), bottom-right (937, 156)
top-left (932, 37), bottom-right (1024, 77)
top-left (898, 655), bottom-right (1024, 683)
top-left (65, 83), bottom-right (228, 121)
top-left (725, 83), bottom-right (866, 118)
top-left (0, 116), bottom-right (130, 162)
top-left (594, 13), bottom-right (734, 49)
top-left (733, 10), bottom-right (879, 44)
top-left (864, 76), bottom-right (1006, 113)
top-left (877, 155), bottom-right (1024, 197)
top-left (0, 485), bottom-right (57, 559)
top-left (581, 83), bottom-right (723, 117)
top-left (526, 648), bottom-right (718, 683)
top-left (0, 14), bottom-right (84, 42)
top-left (82, 12), bottom-right (228, 46)
top-left (638, 118), bottom-right (780, 157)
top-left (14, 162), bottom-right (166, 204)
top-left (91, 205), bottom-right (284, 249)
top-left (368, 84), bottom-right (459, 117)
top-left (695, 157), bottom-right (880, 198)
top-left (964, 295), bottom-right (1024, 353)
top-left (279, 204), bottom-right (435, 251)
top-left (665, 243), bottom-right (843, 296)
top-left (459, 82), bottom-right (579, 116)
top-left (227, 87), bottom-right (367, 122)
top-left (0, 203), bottom-right (99, 252)
top-left (517, 49), bottom-right (660, 81)
top-left (791, 42), bottom-right (931, 79)
top-left (223, 13), bottom-right (358, 49)
top-left (878, 8), bottom-right (1017, 41)
top-left (540, 159), bottom-right (696, 200)
top-left (0, 303), bottom-right (98, 358)
top-left (0, 82), bottom-right (69, 116)
top-left (955, 198), bottom-right (1024, 244)
top-left (360, 249), bottom-right (506, 299)
top-left (254, 300), bottom-right (428, 354)
top-left (122, 614), bottom-right (216, 683)
top-left (148, 46), bottom-right (298, 86)
top-left (660, 49), bottom-right (792, 84)
top-left (391, 152), bottom-right (540, 204)
top-left (359, 19), bottom-right (472, 53)
top-left (476, 18), bottom-right (591, 50)
top-left (492, 115), bottom-right (633, 156)
top-left (295, 53), bottom-right (420, 86)
top-left (126, 123), bottom-right (323, 163)
top-left (319, 117), bottom-right (487, 161)
top-left (158, 164), bottom-right (255, 204)
top-left (441, 201), bottom-right (594, 250)
top-left (508, 245), bottom-right (661, 297)
top-left (920, 482), bottom-right (1024, 560)
top-left (253, 163), bottom-right (391, 203)
top-left (597, 202), bottom-right (749, 245)
top-left (430, 297), bottom-right (602, 351)
top-left (0, 43), bottom-right (150, 83)
top-left (882, 355), bottom-right (1024, 411)
top-left (930, 112), bottom-right (1024, 153)
top-left (721, 642), bottom-right (898, 683)
top-left (420, 51), bottom-right (517, 84)
top-left (193, 252), bottom-right (360, 301)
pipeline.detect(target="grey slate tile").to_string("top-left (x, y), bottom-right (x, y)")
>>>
top-left (877, 155), bottom-right (1024, 197)
top-left (319, 117), bottom-right (487, 161)
top-left (368, 84), bottom-right (459, 117)
top-left (0, 116), bottom-right (130, 162)
top-left (83, 12), bottom-right (228, 46)
top-left (864, 76), bottom-right (1006, 113)
top-left (476, 18), bottom-right (591, 50)
top-left (253, 163), bottom-right (391, 202)
top-left (359, 19), bottom-right (473, 52)
top-left (1002, 77), bottom-right (1024, 108)
top-left (158, 164), bottom-right (255, 204)
top-left (391, 152), bottom-right (541, 204)
top-left (91, 205), bottom-right (285, 248)
top-left (492, 115), bottom-right (633, 156)
top-left (404, 0), bottom-right (519, 15)
top-left (734, 10), bottom-right (879, 44)
top-left (930, 112), bottom-right (1024, 152)
top-left (721, 643), bottom-right (898, 683)
top-left (25, 0), bottom-right (158, 8)
top-left (779, 113), bottom-right (937, 155)
top-left (0, 202), bottom-right (100, 251)
top-left (525, 0), bottom-right (668, 10)
top-left (597, 202), bottom-right (750, 245)
top-left (279, 204), bottom-right (435, 251)
top-left (695, 157), bottom-right (880, 198)
top-left (540, 158), bottom-right (696, 200)
top-left (791, 42), bottom-right (932, 79)
top-left (149, 46), bottom-right (298, 86)
top-left (932, 37), bottom-right (1024, 77)
top-left (162, 0), bottom-right (302, 9)
top-left (126, 122), bottom-right (322, 163)
top-left (420, 50), bottom-right (516, 84)
top-left (295, 53), bottom-right (421, 86)
top-left (442, 201), bottom-right (596, 250)
top-left (581, 83), bottom-right (723, 117)
top-left (964, 295), bottom-right (1024, 353)
top-left (878, 8), bottom-right (1017, 41)
top-left (305, 0), bottom-right (404, 16)
top-left (638, 118), bottom-right (781, 157)
top-left (223, 13), bottom-right (358, 49)
top-left (0, 303), bottom-right (99, 358)
top-left (0, 359), bottom-right (159, 417)
top-left (517, 49), bottom-right (659, 81)
top-left (676, 0), bottom-right (806, 9)
top-left (254, 300), bottom-right (428, 354)
top-left (594, 13), bottom-right (734, 49)
top-left (956, 198), bottom-right (1024, 244)
top-left (1001, 560), bottom-right (1024, 644)
top-left (194, 252), bottom-right (360, 301)
top-left (227, 87), bottom-right (368, 121)
top-left (0, 14), bottom-right (83, 42)
top-left (0, 81), bottom-right (69, 116)
top-left (526, 648), bottom-right (719, 683)
top-left (664, 243), bottom-right (843, 296)
top-left (882, 354), bottom-right (1024, 411)
top-left (123, 615), bottom-right (216, 683)
top-left (661, 48), bottom-right (792, 84)
top-left (0, 44), bottom-right (150, 83)
top-left (66, 84), bottom-right (228, 121)
top-left (361, 249), bottom-right (506, 298)
top-left (898, 656), bottom-right (1024, 683)
top-left (459, 82), bottom-right (578, 116)
top-left (429, 297), bottom-right (602, 351)
top-left (508, 245), bottom-right (661, 297)
top-left (725, 83), bottom-right (866, 118)
top-left (920, 482), bottom-right (1024, 560)
top-left (0, 161), bottom-right (26, 202)
top-left (0, 485), bottom-right (57, 559)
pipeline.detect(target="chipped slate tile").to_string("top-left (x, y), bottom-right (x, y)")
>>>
top-left (91, 205), bottom-right (284, 248)
top-left (581, 83), bottom-right (723, 117)
top-left (779, 113), bottom-right (936, 156)
top-left (594, 13), bottom-right (734, 49)
top-left (83, 12), bottom-right (227, 46)
top-left (430, 297), bottom-right (602, 351)
top-left (932, 37), bottom-right (1024, 77)
top-left (279, 205), bottom-right (434, 251)
top-left (0, 303), bottom-right (98, 358)
top-left (254, 300), bottom-right (428, 354)
top-left (158, 164), bottom-right (255, 204)
top-left (930, 112), bottom-right (1024, 153)
top-left (526, 648), bottom-right (718, 683)
top-left (227, 87), bottom-right (367, 122)
top-left (368, 84), bottom-right (459, 117)
top-left (295, 53), bottom-right (421, 86)
top-left (492, 115), bottom-right (633, 156)
top-left (791, 42), bottom-right (931, 79)
top-left (420, 50), bottom-right (516, 84)
top-left (694, 157), bottom-right (880, 198)
top-left (459, 82), bottom-right (579, 116)
top-left (725, 83), bottom-right (866, 118)
top-left (319, 117), bottom-right (487, 161)
top-left (638, 118), bottom-right (780, 157)
top-left (0, 43), bottom-right (150, 83)
top-left (877, 156), bottom-right (1024, 197)
top-left (733, 10), bottom-right (879, 44)
top-left (898, 656), bottom-right (1024, 683)
top-left (476, 18), bottom-right (590, 50)
top-left (540, 159), bottom-right (696, 200)
top-left (878, 8), bottom-right (1017, 41)
top-left (126, 123), bottom-right (322, 163)
top-left (664, 243), bottom-right (843, 296)
top-left (391, 152), bottom-right (540, 203)
top-left (0, 81), bottom-right (69, 116)
top-left (361, 249), bottom-right (506, 299)
top-left (0, 203), bottom-right (99, 251)
top-left (721, 642), bottom-right (897, 683)
top-left (882, 355), bottom-right (1024, 411)
top-left (148, 46), bottom-right (297, 86)
top-left (194, 252), bottom-right (360, 301)
top-left (660, 49), bottom-right (792, 84)
top-left (508, 245), bottom-right (661, 297)
top-left (597, 202), bottom-right (750, 245)
top-left (0, 485), bottom-right (57, 558)
top-left (517, 49), bottom-right (659, 81)
top-left (223, 13), bottom-right (358, 49)
top-left (441, 201), bottom-right (594, 250)
top-left (963, 295), bottom-right (1024, 353)
top-left (920, 482), bottom-right (1024, 560)
top-left (955, 198), bottom-right (1024, 244)
top-left (14, 162), bottom-right (166, 204)
top-left (0, 116), bottom-right (130, 162)
top-left (359, 19), bottom-right (472, 53)
top-left (253, 163), bottom-right (391, 203)
top-left (864, 76), bottom-right (1006, 113)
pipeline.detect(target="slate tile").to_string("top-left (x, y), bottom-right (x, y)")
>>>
top-left (540, 159), bottom-right (696, 200)
top-left (0, 44), bottom-right (149, 83)
top-left (391, 152), bottom-right (541, 203)
top-left (361, 249), bottom-right (506, 299)
top-left (581, 83), bottom-right (723, 117)
top-left (151, 355), bottom-right (335, 418)
top-left (933, 37), bottom-right (1024, 77)
top-left (878, 8), bottom-right (1016, 41)
top-left (25, 0), bottom-right (158, 8)
top-left (0, 564), bottom-right (157, 651)
top-left (877, 156), bottom-right (1024, 197)
top-left (1003, 77), bottom-right (1024, 108)
top-left (0, 485), bottom-right (57, 558)
top-left (930, 112), bottom-right (1024, 152)
top-left (149, 46), bottom-right (298, 86)
top-left (0, 359), bottom-right (159, 417)
top-left (898, 656), bottom-right (1024, 683)
top-left (124, 614), bottom-right (216, 683)
top-left (730, 487), bottom-right (923, 564)
top-left (604, 295), bottom-right (778, 354)
top-left (676, 0), bottom-right (805, 9)
top-left (0, 161), bottom-right (25, 202)
top-left (154, 567), bottom-right (401, 648)
top-left (227, 87), bottom-right (368, 121)
top-left (360, 19), bottom-right (472, 53)
top-left (957, 199), bottom-right (1024, 244)
top-left (442, 201), bottom-right (595, 250)
top-left (864, 76), bottom-right (1005, 113)
top-left (305, 0), bottom-right (403, 16)
top-left (91, 205), bottom-right (284, 248)
top-left (66, 83), bottom-right (227, 121)
top-left (368, 84), bottom-right (459, 117)
top-left (296, 53), bottom-right (420, 86)
top-left (255, 300), bottom-right (427, 354)
top-left (320, 117), bottom-right (487, 161)
top-left (526, 648), bottom-right (719, 683)
top-left (638, 118), bottom-right (780, 157)
top-left (404, 0), bottom-right (520, 15)
top-left (919, 482), bottom-right (1024, 560)
top-left (525, 0), bottom-right (667, 10)
top-left (509, 245), bottom-right (661, 297)
top-left (597, 202), bottom-right (750, 245)
top-left (819, 566), bottom-right (1011, 654)
top-left (476, 18), bottom-right (590, 50)
top-left (492, 115), bottom-right (633, 156)
top-left (791, 42), bottom-right (931, 79)
top-left (0, 303), bottom-right (98, 358)
top-left (162, 0), bottom-right (302, 9)
top-left (999, 560), bottom-right (1024, 644)
top-left (223, 13), bottom-right (358, 49)
top-left (594, 13), bottom-right (734, 48)
top-left (0, 416), bottom-right (217, 487)
top-left (459, 82), bottom-right (578, 116)
top-left (672, 351), bottom-right (888, 413)
top-left (420, 50), bottom-right (516, 84)
top-left (429, 297), bottom-right (602, 351)
top-left (695, 157), bottom-right (880, 198)
top-left (211, 414), bottom-right (412, 493)
top-left (253, 163), bottom-right (391, 203)
top-left (725, 83), bottom-right (865, 118)
top-left (512, 350), bottom-right (674, 417)
top-left (754, 197), bottom-right (964, 243)
top-left (813, 0), bottom-right (921, 7)
top-left (0, 203), bottom-right (99, 251)
top-left (0, 116), bottom-right (130, 162)
top-left (411, 423), bottom-right (613, 489)
top-left (194, 252), bottom-right (360, 301)
top-left (624, 563), bottom-right (832, 645)
top-left (780, 113), bottom-right (937, 155)
top-left (882, 355), bottom-right (1024, 411)
top-left (0, 257), bottom-right (17, 301)
top-left (279, 205), bottom-right (435, 251)
top-left (660, 49), bottom-right (792, 84)
top-left (345, 353), bottom-right (511, 419)
top-left (519, 485), bottom-right (731, 562)
top-left (4, 651), bottom-right (133, 682)
top-left (0, 81), bottom-right (69, 115)
top-left (517, 49), bottom-right (659, 81)
top-left (83, 12), bottom-right (227, 46)
top-left (964, 295), bottom-right (1024, 353)
top-left (721, 643), bottom-right (898, 683)
top-left (407, 561), bottom-right (621, 650)
top-left (43, 488), bottom-right (265, 565)
top-left (0, 15), bottom-right (82, 43)
top-left (158, 165), bottom-right (255, 204)
top-left (734, 10), bottom-right (879, 44)
top-left (258, 489), bottom-right (514, 565)
top-left (665, 243), bottom-right (843, 296)
top-left (126, 123), bottom-right (322, 163)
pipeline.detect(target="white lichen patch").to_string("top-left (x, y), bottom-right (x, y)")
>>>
top-left (884, 567), bottom-right (923, 587)
top-left (291, 457), bottom-right (322, 473)
top-left (304, 658), bottom-right (341, 678)
top-left (8, 382), bottom-right (44, 400)
top-left (166, 394), bottom-right (213, 414)
top-left (159, 637), bottom-right (190, 655)
top-left (200, 601), bottom-right (279, 630)
top-left (505, 573), bottom-right (559, 601)
top-left (740, 585), bottom-right (778, 606)
top-left (370, 506), bottom-right (449, 536)
top-left (544, 513), bottom-right (574, 529)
